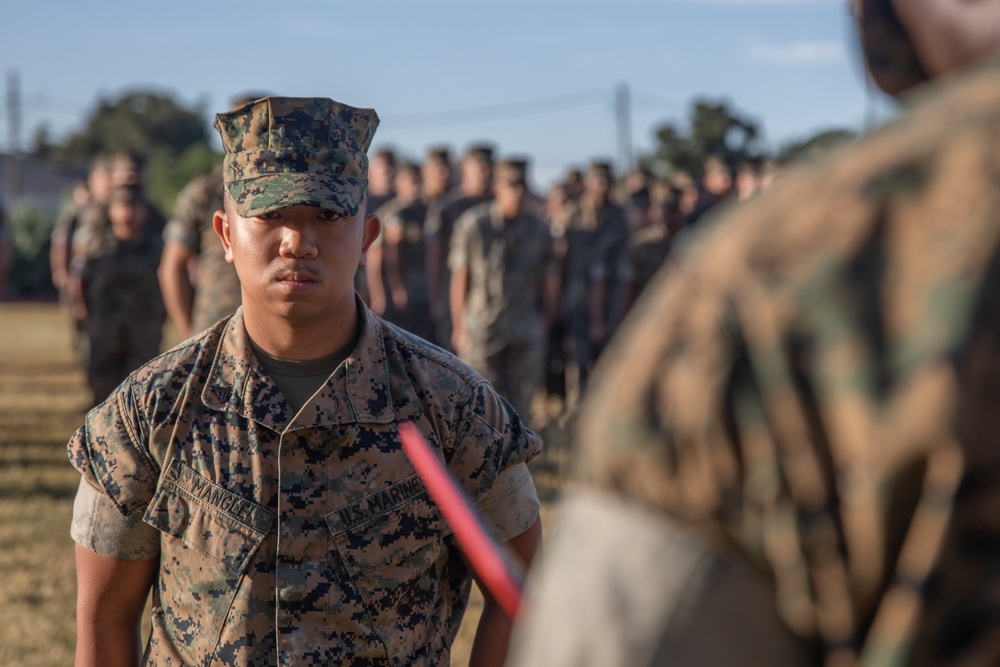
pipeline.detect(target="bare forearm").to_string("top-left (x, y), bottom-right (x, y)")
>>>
top-left (158, 244), bottom-right (196, 338)
top-left (74, 546), bottom-right (157, 667)
top-left (158, 265), bottom-right (194, 339)
top-left (449, 268), bottom-right (468, 347)
top-left (75, 619), bottom-right (144, 667)
top-left (470, 599), bottom-right (513, 667)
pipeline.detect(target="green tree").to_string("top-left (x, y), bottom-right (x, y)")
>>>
top-left (57, 90), bottom-right (209, 162)
top-left (6, 202), bottom-right (56, 298)
top-left (647, 98), bottom-right (764, 178)
top-left (47, 90), bottom-right (220, 213)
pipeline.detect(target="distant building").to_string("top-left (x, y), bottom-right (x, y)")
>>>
top-left (0, 153), bottom-right (83, 213)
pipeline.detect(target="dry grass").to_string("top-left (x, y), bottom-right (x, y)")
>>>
top-left (0, 303), bottom-right (567, 666)
top-left (0, 303), bottom-right (87, 667)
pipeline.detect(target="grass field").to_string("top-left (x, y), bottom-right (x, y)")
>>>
top-left (0, 302), bottom-right (564, 666)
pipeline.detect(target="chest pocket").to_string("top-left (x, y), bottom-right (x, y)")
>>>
top-left (327, 474), bottom-right (454, 663)
top-left (143, 460), bottom-right (274, 664)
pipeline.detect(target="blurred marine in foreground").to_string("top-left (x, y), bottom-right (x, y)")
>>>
top-left (509, 0), bottom-right (1000, 665)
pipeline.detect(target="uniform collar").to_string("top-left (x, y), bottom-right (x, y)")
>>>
top-left (202, 299), bottom-right (395, 431)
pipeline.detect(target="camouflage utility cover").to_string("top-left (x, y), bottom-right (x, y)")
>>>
top-left (555, 53), bottom-right (1000, 666)
top-left (215, 97), bottom-right (379, 219)
top-left (68, 302), bottom-right (541, 666)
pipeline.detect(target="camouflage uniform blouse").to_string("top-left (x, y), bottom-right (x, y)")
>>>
top-left (68, 302), bottom-right (541, 666)
top-left (448, 202), bottom-right (557, 354)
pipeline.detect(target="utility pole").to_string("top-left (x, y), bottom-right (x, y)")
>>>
top-left (6, 70), bottom-right (22, 202)
top-left (615, 82), bottom-right (633, 174)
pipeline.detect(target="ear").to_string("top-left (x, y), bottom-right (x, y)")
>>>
top-left (213, 208), bottom-right (235, 264)
top-left (359, 214), bottom-right (381, 265)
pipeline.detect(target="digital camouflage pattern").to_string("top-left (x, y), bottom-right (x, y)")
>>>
top-left (68, 302), bottom-right (541, 666)
top-left (214, 97), bottom-right (379, 219)
top-left (530, 53), bottom-right (1000, 667)
top-left (449, 202), bottom-right (557, 419)
top-left (561, 199), bottom-right (627, 392)
top-left (162, 165), bottom-right (242, 334)
top-left (78, 234), bottom-right (165, 404)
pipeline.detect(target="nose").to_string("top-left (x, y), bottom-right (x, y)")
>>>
top-left (279, 222), bottom-right (318, 259)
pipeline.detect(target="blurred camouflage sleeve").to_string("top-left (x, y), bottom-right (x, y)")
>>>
top-left (162, 177), bottom-right (207, 251)
top-left (451, 381), bottom-right (542, 542)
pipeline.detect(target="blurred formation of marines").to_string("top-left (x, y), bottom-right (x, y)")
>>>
top-left (509, 1), bottom-right (1000, 665)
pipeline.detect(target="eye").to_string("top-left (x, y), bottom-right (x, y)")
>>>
top-left (318, 209), bottom-right (342, 221)
top-left (259, 210), bottom-right (282, 220)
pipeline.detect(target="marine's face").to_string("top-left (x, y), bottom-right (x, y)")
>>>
top-left (108, 200), bottom-right (145, 240)
top-left (422, 161), bottom-right (450, 198)
top-left (586, 174), bottom-right (609, 202)
top-left (494, 179), bottom-right (525, 218)
top-left (461, 159), bottom-right (491, 194)
top-left (216, 198), bottom-right (380, 324)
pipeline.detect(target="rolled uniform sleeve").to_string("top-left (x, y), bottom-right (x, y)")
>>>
top-left (477, 462), bottom-right (540, 542)
top-left (71, 477), bottom-right (160, 560)
top-left (450, 381), bottom-right (542, 543)
top-left (67, 384), bottom-right (162, 559)
top-left (162, 207), bottom-right (200, 250)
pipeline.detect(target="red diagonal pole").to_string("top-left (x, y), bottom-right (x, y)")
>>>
top-left (398, 421), bottom-right (523, 618)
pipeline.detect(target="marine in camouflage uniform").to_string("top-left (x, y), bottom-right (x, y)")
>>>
top-left (560, 161), bottom-right (627, 405)
top-left (509, 2), bottom-right (1000, 666)
top-left (449, 159), bottom-right (559, 425)
top-left (74, 185), bottom-right (164, 406)
top-left (71, 152), bottom-right (166, 264)
top-left (380, 161), bottom-right (434, 341)
top-left (615, 195), bottom-right (673, 320)
top-left (425, 144), bottom-right (494, 351)
top-left (69, 96), bottom-right (541, 667)
top-left (159, 164), bottom-right (241, 338)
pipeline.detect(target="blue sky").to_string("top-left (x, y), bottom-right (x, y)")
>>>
top-left (2, 0), bottom-right (894, 186)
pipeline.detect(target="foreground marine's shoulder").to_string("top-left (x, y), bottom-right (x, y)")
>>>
top-left (124, 317), bottom-right (229, 399)
top-left (377, 316), bottom-right (486, 396)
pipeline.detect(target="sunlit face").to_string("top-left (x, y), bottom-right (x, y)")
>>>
top-left (108, 200), bottom-right (146, 240)
top-left (461, 159), bottom-right (491, 196)
top-left (88, 168), bottom-right (112, 203)
top-left (493, 179), bottom-right (525, 218)
top-left (394, 171), bottom-right (422, 202)
top-left (585, 174), bottom-right (609, 203)
top-left (216, 197), bottom-right (380, 325)
top-left (369, 157), bottom-right (395, 196)
top-left (422, 161), bottom-right (450, 198)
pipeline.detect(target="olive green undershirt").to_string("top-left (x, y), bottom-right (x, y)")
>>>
top-left (248, 326), bottom-right (361, 416)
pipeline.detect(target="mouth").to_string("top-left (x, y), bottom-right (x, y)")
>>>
top-left (274, 268), bottom-right (320, 291)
